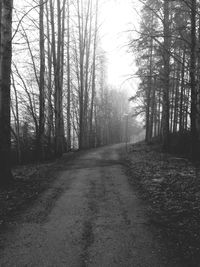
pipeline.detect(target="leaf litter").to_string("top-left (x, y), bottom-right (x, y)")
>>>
top-left (125, 142), bottom-right (200, 266)
top-left (0, 151), bottom-right (80, 229)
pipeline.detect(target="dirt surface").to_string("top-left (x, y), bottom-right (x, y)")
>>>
top-left (0, 151), bottom-right (82, 226)
top-left (0, 144), bottom-right (184, 266)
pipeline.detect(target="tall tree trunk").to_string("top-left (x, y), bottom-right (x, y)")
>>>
top-left (145, 19), bottom-right (154, 143)
top-left (0, 1), bottom-right (2, 44)
top-left (46, 0), bottom-right (53, 153)
top-left (83, 0), bottom-right (93, 148)
top-left (190, 0), bottom-right (198, 158)
top-left (150, 76), bottom-right (156, 138)
top-left (89, 0), bottom-right (98, 147)
top-left (54, 0), bottom-right (63, 156)
top-left (179, 47), bottom-right (186, 133)
top-left (50, 0), bottom-right (65, 156)
top-left (67, 0), bottom-right (71, 151)
top-left (77, 0), bottom-right (84, 149)
top-left (153, 91), bottom-right (158, 137)
top-left (11, 73), bottom-right (21, 164)
top-left (170, 66), bottom-right (176, 132)
top-left (37, 0), bottom-right (45, 160)
top-left (148, 36), bottom-right (154, 141)
top-left (158, 86), bottom-right (162, 136)
top-left (197, 13), bottom-right (200, 144)
top-left (162, 0), bottom-right (170, 150)
top-left (173, 61), bottom-right (181, 133)
top-left (0, 0), bottom-right (13, 185)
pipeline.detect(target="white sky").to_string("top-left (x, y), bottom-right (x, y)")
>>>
top-left (100, 0), bottom-right (141, 96)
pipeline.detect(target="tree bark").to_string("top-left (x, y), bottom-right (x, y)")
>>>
top-left (11, 73), bottom-right (21, 164)
top-left (179, 47), bottom-right (186, 132)
top-left (67, 0), bottom-right (71, 151)
top-left (90, 0), bottom-right (98, 148)
top-left (162, 0), bottom-right (170, 150)
top-left (190, 0), bottom-right (198, 158)
top-left (0, 0), bottom-right (13, 185)
top-left (173, 61), bottom-right (181, 133)
top-left (50, 0), bottom-right (65, 157)
top-left (37, 0), bottom-right (45, 160)
top-left (46, 0), bottom-right (53, 153)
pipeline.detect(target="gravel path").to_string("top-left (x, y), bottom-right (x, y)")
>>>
top-left (0, 145), bottom-right (182, 266)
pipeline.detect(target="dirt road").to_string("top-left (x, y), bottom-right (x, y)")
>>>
top-left (0, 145), bottom-right (182, 266)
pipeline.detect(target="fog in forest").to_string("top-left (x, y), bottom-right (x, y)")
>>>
top-left (2, 0), bottom-right (144, 168)
top-left (1, 1), bottom-right (200, 266)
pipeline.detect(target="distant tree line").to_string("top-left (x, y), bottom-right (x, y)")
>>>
top-left (130, 0), bottom-right (200, 158)
top-left (0, 0), bottom-right (132, 185)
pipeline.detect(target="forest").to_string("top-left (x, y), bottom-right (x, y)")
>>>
top-left (2, 0), bottom-right (200, 265)
top-left (1, 0), bottom-right (200, 178)
top-left (0, 0), bottom-right (141, 186)
top-left (130, 0), bottom-right (200, 158)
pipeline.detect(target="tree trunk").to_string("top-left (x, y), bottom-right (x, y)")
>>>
top-left (67, 0), bottom-right (71, 151)
top-left (162, 0), bottom-right (170, 150)
top-left (54, 0), bottom-right (63, 156)
top-left (11, 73), bottom-right (21, 164)
top-left (173, 61), bottom-right (181, 133)
top-left (46, 0), bottom-right (53, 153)
top-left (50, 0), bottom-right (65, 157)
top-left (37, 0), bottom-right (45, 160)
top-left (0, 0), bottom-right (13, 185)
top-left (89, 0), bottom-right (98, 148)
top-left (190, 0), bottom-right (198, 158)
top-left (150, 76), bottom-right (156, 138)
top-left (179, 47), bottom-right (186, 133)
top-left (158, 86), bottom-right (162, 136)
top-left (170, 66), bottom-right (176, 132)
top-left (77, 0), bottom-right (84, 149)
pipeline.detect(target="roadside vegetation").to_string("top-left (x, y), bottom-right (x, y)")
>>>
top-left (129, 0), bottom-right (200, 160)
top-left (126, 141), bottom-right (200, 266)
top-left (1, 0), bottom-right (137, 185)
